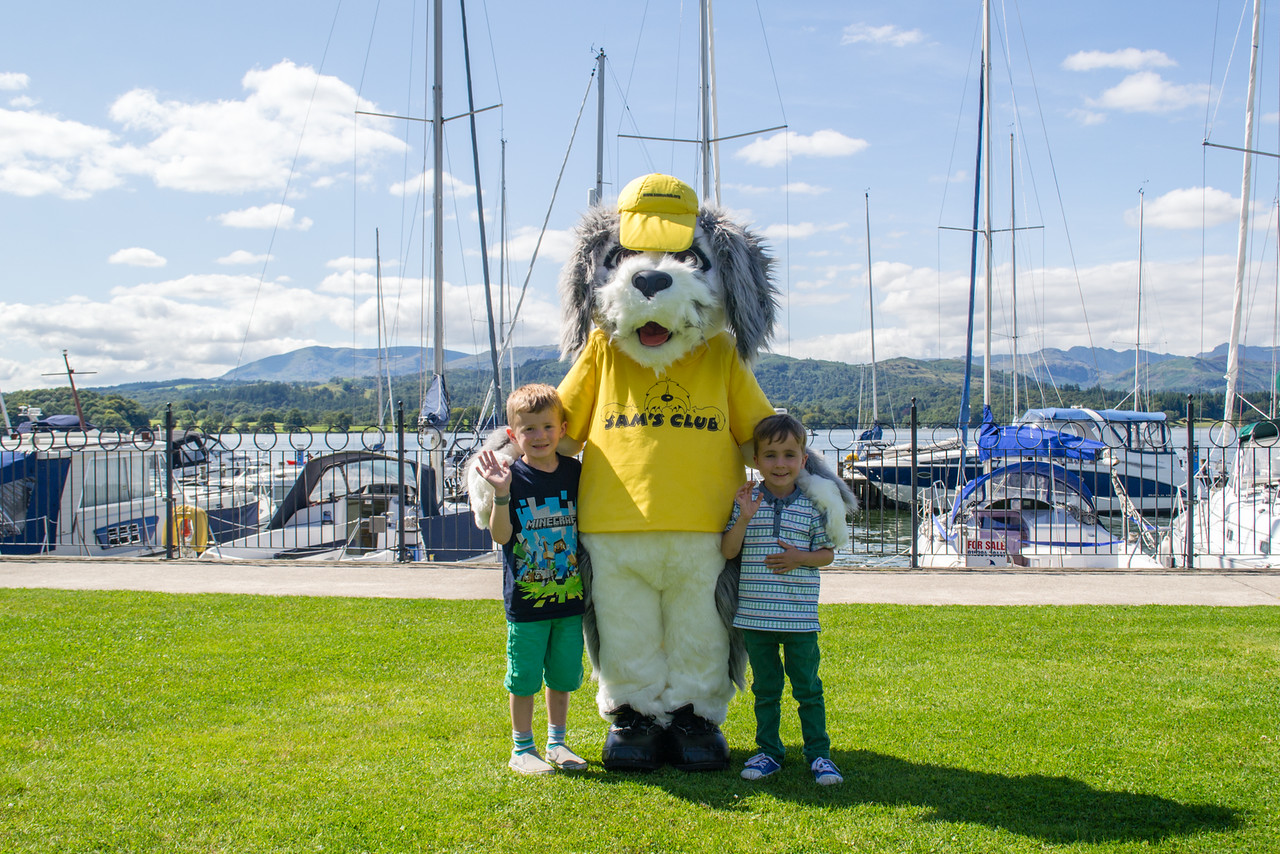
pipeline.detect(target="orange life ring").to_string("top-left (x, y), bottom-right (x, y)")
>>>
top-left (162, 505), bottom-right (210, 555)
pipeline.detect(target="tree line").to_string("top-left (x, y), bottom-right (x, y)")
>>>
top-left (2, 357), bottom-right (1270, 434)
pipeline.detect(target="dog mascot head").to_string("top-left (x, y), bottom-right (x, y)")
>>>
top-left (558, 172), bottom-right (778, 372)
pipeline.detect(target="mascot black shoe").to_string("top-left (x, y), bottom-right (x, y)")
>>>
top-left (602, 705), bottom-right (664, 772)
top-left (663, 704), bottom-right (730, 772)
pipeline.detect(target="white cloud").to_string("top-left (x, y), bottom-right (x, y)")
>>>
top-left (217, 249), bottom-right (273, 266)
top-left (784, 182), bottom-right (831, 195)
top-left (501, 226), bottom-right (576, 265)
top-left (760, 221), bottom-right (849, 241)
top-left (1069, 108), bottom-right (1107, 126)
top-left (1062, 49), bottom-right (1176, 72)
top-left (841, 24), bottom-right (924, 48)
top-left (1131, 187), bottom-right (1240, 229)
top-left (0, 72), bottom-right (29, 91)
top-left (1087, 71), bottom-right (1208, 113)
top-left (216, 203), bottom-right (313, 231)
top-left (786, 253), bottom-right (1245, 364)
top-left (735, 130), bottom-right (868, 167)
top-left (0, 274), bottom-right (337, 387)
top-left (726, 182), bottom-right (830, 196)
top-left (108, 247), bottom-right (167, 268)
top-left (0, 107), bottom-right (124, 198)
top-left (8, 95), bottom-right (36, 109)
top-left (0, 269), bottom-right (555, 388)
top-left (0, 61), bottom-right (407, 201)
top-left (930, 169), bottom-right (970, 185)
top-left (108, 60), bottom-right (405, 194)
top-left (389, 169), bottom-right (473, 198)
top-left (326, 256), bottom-right (379, 272)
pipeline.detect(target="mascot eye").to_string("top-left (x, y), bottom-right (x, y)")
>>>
top-left (672, 249), bottom-right (711, 272)
top-left (604, 246), bottom-right (642, 268)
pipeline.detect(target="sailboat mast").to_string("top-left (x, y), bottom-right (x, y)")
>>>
top-left (865, 192), bottom-right (878, 424)
top-left (501, 138), bottom-right (516, 394)
top-left (593, 49), bottom-right (606, 206)
top-left (706, 0), bottom-right (721, 204)
top-left (1273, 201), bottom-right (1279, 420)
top-left (1224, 0), bottom-right (1260, 424)
top-left (1010, 134), bottom-right (1018, 416)
top-left (1135, 188), bottom-right (1144, 408)
top-left (982, 0), bottom-right (993, 410)
top-left (431, 0), bottom-right (445, 379)
top-left (62, 350), bottom-right (88, 432)
top-left (699, 0), bottom-right (714, 203)
top-left (376, 229), bottom-right (386, 428)
top-left (459, 0), bottom-right (502, 422)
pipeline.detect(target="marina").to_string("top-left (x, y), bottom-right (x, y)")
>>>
top-left (3, 415), bottom-right (1278, 568)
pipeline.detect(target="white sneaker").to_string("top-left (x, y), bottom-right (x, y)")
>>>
top-left (811, 757), bottom-right (843, 786)
top-left (509, 750), bottom-right (555, 775)
top-left (545, 744), bottom-right (588, 770)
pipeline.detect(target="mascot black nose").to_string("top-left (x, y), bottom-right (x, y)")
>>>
top-left (632, 270), bottom-right (673, 299)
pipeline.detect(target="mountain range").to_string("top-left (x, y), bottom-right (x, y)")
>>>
top-left (213, 342), bottom-right (1278, 393)
top-left (215, 345), bottom-right (561, 383)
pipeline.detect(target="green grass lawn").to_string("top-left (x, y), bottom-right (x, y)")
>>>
top-left (1, 590), bottom-right (1276, 853)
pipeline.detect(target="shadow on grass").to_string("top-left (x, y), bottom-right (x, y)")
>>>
top-left (589, 749), bottom-right (1240, 845)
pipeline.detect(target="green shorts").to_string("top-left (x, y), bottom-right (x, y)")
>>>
top-left (504, 615), bottom-right (585, 697)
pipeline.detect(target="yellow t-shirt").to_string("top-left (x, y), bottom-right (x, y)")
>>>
top-left (558, 329), bottom-right (775, 533)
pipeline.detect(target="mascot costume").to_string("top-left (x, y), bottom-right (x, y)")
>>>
top-left (470, 173), bottom-right (855, 771)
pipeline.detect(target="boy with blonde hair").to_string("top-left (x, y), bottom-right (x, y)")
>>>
top-left (475, 383), bottom-right (587, 774)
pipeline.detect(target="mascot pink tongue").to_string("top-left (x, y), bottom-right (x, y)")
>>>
top-left (468, 173), bottom-right (855, 773)
top-left (637, 322), bottom-right (671, 347)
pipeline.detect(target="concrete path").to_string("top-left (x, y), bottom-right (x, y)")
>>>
top-left (2, 558), bottom-right (1278, 605)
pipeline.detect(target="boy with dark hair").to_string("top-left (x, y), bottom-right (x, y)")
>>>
top-left (721, 413), bottom-right (842, 785)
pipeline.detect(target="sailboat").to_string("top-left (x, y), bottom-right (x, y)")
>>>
top-left (203, 0), bottom-right (496, 562)
top-left (917, 406), bottom-right (1162, 568)
top-left (0, 355), bottom-right (268, 557)
top-left (1165, 0), bottom-right (1280, 568)
top-left (1012, 189), bottom-right (1186, 517)
top-left (912, 0), bottom-right (1161, 567)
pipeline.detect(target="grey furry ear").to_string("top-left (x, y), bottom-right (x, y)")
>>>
top-left (699, 206), bottom-right (778, 362)
top-left (558, 206), bottom-right (619, 360)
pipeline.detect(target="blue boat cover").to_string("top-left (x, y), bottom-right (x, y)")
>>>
top-left (419, 374), bottom-right (451, 430)
top-left (16, 414), bottom-right (93, 433)
top-left (0, 450), bottom-right (70, 552)
top-left (977, 406), bottom-right (1106, 462)
top-left (1018, 407), bottom-right (1166, 424)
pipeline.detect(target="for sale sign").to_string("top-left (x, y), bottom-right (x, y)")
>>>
top-left (964, 529), bottom-right (1021, 567)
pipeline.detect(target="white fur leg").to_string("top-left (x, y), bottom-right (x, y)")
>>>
top-left (657, 535), bottom-right (735, 723)
top-left (584, 531), bottom-right (733, 725)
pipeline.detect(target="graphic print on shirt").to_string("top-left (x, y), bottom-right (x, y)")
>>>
top-left (513, 489), bottom-right (582, 607)
top-left (600, 377), bottom-right (727, 433)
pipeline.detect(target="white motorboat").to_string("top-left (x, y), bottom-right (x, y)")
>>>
top-left (917, 414), bottom-right (1161, 568)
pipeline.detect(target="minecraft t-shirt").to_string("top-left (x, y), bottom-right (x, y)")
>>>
top-left (499, 455), bottom-right (585, 622)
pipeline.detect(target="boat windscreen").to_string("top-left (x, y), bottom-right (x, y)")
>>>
top-left (952, 465), bottom-right (1094, 525)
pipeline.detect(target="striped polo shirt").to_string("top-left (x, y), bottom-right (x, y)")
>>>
top-left (728, 485), bottom-right (834, 633)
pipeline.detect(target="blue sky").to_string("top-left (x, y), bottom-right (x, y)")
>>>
top-left (1, 0), bottom-right (1276, 391)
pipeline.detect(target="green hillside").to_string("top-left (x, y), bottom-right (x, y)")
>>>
top-left (5, 350), bottom-right (1268, 433)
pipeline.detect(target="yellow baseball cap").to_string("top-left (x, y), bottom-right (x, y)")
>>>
top-left (617, 173), bottom-right (699, 252)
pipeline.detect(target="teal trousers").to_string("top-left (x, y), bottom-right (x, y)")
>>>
top-left (742, 629), bottom-right (831, 763)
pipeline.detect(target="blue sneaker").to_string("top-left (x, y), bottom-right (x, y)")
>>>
top-left (811, 757), bottom-right (843, 785)
top-left (741, 752), bottom-right (782, 780)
